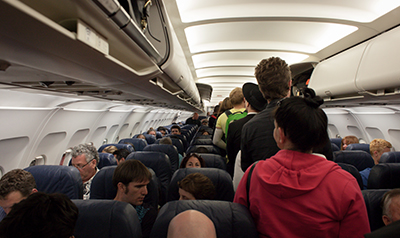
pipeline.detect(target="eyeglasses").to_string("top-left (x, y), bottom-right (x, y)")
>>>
top-left (71, 159), bottom-right (94, 169)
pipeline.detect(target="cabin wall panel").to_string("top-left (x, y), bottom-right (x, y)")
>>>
top-left (0, 137), bottom-right (29, 172)
top-left (388, 129), bottom-right (400, 151)
top-left (324, 108), bottom-right (365, 140)
top-left (30, 132), bottom-right (67, 166)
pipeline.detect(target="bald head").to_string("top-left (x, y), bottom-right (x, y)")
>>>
top-left (167, 210), bottom-right (216, 238)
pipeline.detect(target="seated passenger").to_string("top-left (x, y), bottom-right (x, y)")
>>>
top-left (234, 91), bottom-right (370, 237)
top-left (160, 137), bottom-right (183, 165)
top-left (201, 119), bottom-right (209, 126)
top-left (0, 192), bottom-right (78, 238)
top-left (185, 113), bottom-right (201, 127)
top-left (113, 148), bottom-right (131, 165)
top-left (113, 159), bottom-right (157, 238)
top-left (137, 134), bottom-right (146, 140)
top-left (70, 144), bottom-right (99, 200)
top-left (360, 139), bottom-right (392, 189)
top-left (147, 129), bottom-right (156, 137)
top-left (341, 135), bottom-right (359, 150)
top-left (102, 145), bottom-right (118, 154)
top-left (381, 188), bottom-right (400, 226)
top-left (199, 129), bottom-right (210, 136)
top-left (167, 210), bottom-right (217, 238)
top-left (170, 125), bottom-right (181, 135)
top-left (178, 173), bottom-right (216, 200)
top-left (180, 153), bottom-right (206, 168)
top-left (0, 169), bottom-right (38, 222)
top-left (157, 126), bottom-right (168, 136)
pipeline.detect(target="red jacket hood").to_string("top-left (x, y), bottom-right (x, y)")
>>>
top-left (254, 150), bottom-right (340, 199)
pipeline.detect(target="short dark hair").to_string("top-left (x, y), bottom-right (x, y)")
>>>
top-left (180, 153), bottom-right (206, 168)
top-left (0, 169), bottom-right (36, 198)
top-left (171, 125), bottom-right (181, 132)
top-left (159, 137), bottom-right (173, 145)
top-left (274, 93), bottom-right (328, 153)
top-left (113, 149), bottom-right (131, 162)
top-left (255, 57), bottom-right (291, 100)
top-left (0, 192), bottom-right (78, 238)
top-left (112, 159), bottom-right (152, 187)
top-left (178, 173), bottom-right (215, 200)
top-left (71, 144), bottom-right (99, 164)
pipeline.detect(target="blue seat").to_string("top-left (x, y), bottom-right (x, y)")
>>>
top-left (331, 143), bottom-right (340, 152)
top-left (169, 134), bottom-right (188, 151)
top-left (333, 150), bottom-right (374, 171)
top-left (127, 151), bottom-right (172, 205)
top-left (191, 138), bottom-right (213, 146)
top-left (380, 151), bottom-right (400, 163)
top-left (118, 138), bottom-right (147, 151)
top-left (150, 200), bottom-right (258, 238)
top-left (72, 200), bottom-right (141, 238)
top-left (167, 168), bottom-right (234, 202)
top-left (362, 189), bottom-right (390, 231)
top-left (98, 153), bottom-right (117, 169)
top-left (346, 143), bottom-right (370, 154)
top-left (330, 138), bottom-right (342, 149)
top-left (368, 163), bottom-right (400, 189)
top-left (24, 165), bottom-right (82, 199)
top-left (157, 137), bottom-right (184, 156)
top-left (198, 153), bottom-right (227, 170)
top-left (186, 145), bottom-right (223, 156)
top-left (89, 166), bottom-right (159, 208)
top-left (97, 143), bottom-right (134, 153)
top-left (337, 163), bottom-right (363, 190)
top-left (144, 144), bottom-right (179, 173)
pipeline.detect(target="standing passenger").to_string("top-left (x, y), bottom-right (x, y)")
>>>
top-left (234, 92), bottom-right (370, 237)
top-left (185, 113), bottom-right (201, 127)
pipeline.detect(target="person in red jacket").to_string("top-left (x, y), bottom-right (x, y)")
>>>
top-left (234, 89), bottom-right (370, 238)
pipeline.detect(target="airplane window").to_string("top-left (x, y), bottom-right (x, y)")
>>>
top-left (60, 149), bottom-right (72, 166)
top-left (29, 155), bottom-right (46, 167)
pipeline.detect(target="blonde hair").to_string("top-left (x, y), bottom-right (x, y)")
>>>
top-left (370, 139), bottom-right (392, 155)
top-left (229, 87), bottom-right (244, 106)
top-left (102, 145), bottom-right (118, 154)
top-left (341, 136), bottom-right (359, 150)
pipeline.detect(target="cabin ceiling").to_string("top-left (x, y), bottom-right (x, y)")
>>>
top-left (164, 0), bottom-right (400, 107)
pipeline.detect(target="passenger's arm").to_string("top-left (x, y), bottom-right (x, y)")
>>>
top-left (213, 128), bottom-right (226, 150)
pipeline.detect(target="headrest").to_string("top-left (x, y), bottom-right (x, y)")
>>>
top-left (336, 163), bottom-right (363, 190)
top-left (97, 143), bottom-right (134, 153)
top-left (330, 138), bottom-right (342, 149)
top-left (198, 153), bottom-right (227, 170)
top-left (159, 137), bottom-right (184, 155)
top-left (98, 153), bottom-right (117, 169)
top-left (186, 145), bottom-right (223, 156)
top-left (331, 143), bottom-right (340, 152)
top-left (118, 138), bottom-right (147, 151)
top-left (144, 144), bottom-right (179, 172)
top-left (150, 200), bottom-right (258, 238)
top-left (368, 163), bottom-right (400, 189)
top-left (346, 143), bottom-right (370, 153)
top-left (143, 134), bottom-right (156, 145)
top-left (333, 150), bottom-right (374, 171)
top-left (90, 166), bottom-right (159, 208)
top-left (24, 165), bottom-right (82, 199)
top-left (380, 152), bottom-right (400, 163)
top-left (191, 138), bottom-right (213, 146)
top-left (72, 200), bottom-right (142, 238)
top-left (167, 168), bottom-right (234, 202)
top-left (362, 189), bottom-right (390, 231)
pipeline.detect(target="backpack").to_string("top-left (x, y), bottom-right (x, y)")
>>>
top-left (224, 110), bottom-right (248, 139)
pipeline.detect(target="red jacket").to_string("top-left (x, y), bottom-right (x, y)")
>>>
top-left (234, 150), bottom-right (370, 238)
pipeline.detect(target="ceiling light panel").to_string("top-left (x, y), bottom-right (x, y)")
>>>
top-left (176, 0), bottom-right (400, 23)
top-left (185, 22), bottom-right (358, 54)
top-left (192, 52), bottom-right (309, 69)
top-left (196, 66), bottom-right (256, 78)
top-left (197, 77), bottom-right (257, 84)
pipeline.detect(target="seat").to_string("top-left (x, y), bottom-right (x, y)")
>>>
top-left (97, 143), bottom-right (134, 153)
top-left (362, 189), bottom-right (390, 231)
top-left (127, 151), bottom-right (172, 205)
top-left (118, 138), bottom-right (147, 151)
top-left (97, 153), bottom-right (118, 169)
top-left (346, 143), bottom-right (370, 154)
top-left (167, 168), bottom-right (234, 202)
top-left (143, 133), bottom-right (156, 144)
top-left (337, 163), bottom-right (363, 190)
top-left (186, 145), bottom-right (223, 156)
top-left (150, 200), bottom-right (258, 238)
top-left (191, 138), bottom-right (213, 146)
top-left (330, 138), bottom-right (342, 149)
top-left (144, 144), bottom-right (179, 173)
top-left (331, 143), bottom-right (340, 152)
top-left (333, 150), bottom-right (375, 171)
top-left (368, 163), bottom-right (400, 189)
top-left (72, 199), bottom-right (142, 238)
top-left (380, 152), bottom-right (400, 163)
top-left (198, 153), bottom-right (227, 170)
top-left (169, 134), bottom-right (188, 151)
top-left (24, 165), bottom-right (82, 199)
top-left (157, 137), bottom-right (184, 155)
top-left (89, 166), bottom-right (159, 208)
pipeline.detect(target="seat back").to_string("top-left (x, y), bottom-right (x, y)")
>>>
top-left (150, 200), bottom-right (258, 238)
top-left (167, 168), bottom-right (234, 202)
top-left (89, 166), bottom-right (159, 208)
top-left (186, 145), bottom-right (223, 156)
top-left (24, 165), bottom-right (82, 199)
top-left (157, 137), bottom-right (184, 156)
top-left (337, 163), bottom-right (363, 190)
top-left (142, 134), bottom-right (156, 144)
top-left (346, 143), bottom-right (370, 154)
top-left (333, 150), bottom-right (375, 171)
top-left (144, 144), bottom-right (179, 173)
top-left (97, 143), bottom-right (134, 153)
top-left (127, 151), bottom-right (172, 205)
top-left (368, 163), bottom-right (400, 189)
top-left (98, 153), bottom-right (117, 169)
top-left (169, 134), bottom-right (188, 151)
top-left (72, 200), bottom-right (142, 238)
top-left (380, 152), bottom-right (400, 163)
top-left (191, 138), bottom-right (213, 146)
top-left (118, 138), bottom-right (147, 151)
top-left (331, 143), bottom-right (340, 152)
top-left (362, 189), bottom-right (390, 231)
top-left (330, 138), bottom-right (342, 149)
top-left (198, 153), bottom-right (227, 170)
